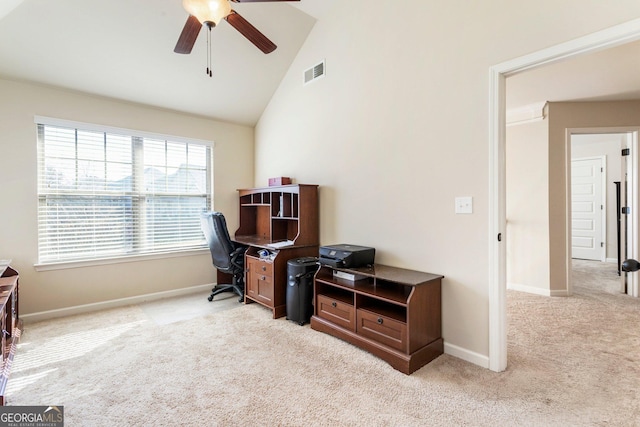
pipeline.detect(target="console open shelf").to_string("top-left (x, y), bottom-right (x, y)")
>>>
top-left (312, 263), bottom-right (443, 374)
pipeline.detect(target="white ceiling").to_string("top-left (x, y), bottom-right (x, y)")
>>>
top-left (1, 1), bottom-right (639, 126)
top-left (0, 0), bottom-right (336, 126)
top-left (506, 39), bottom-right (640, 110)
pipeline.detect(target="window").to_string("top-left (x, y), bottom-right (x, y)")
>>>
top-left (36, 117), bottom-right (212, 264)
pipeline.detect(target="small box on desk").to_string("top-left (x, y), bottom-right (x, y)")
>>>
top-left (269, 177), bottom-right (291, 186)
top-left (333, 270), bottom-right (368, 282)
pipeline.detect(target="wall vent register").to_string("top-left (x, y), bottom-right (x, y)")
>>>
top-left (304, 60), bottom-right (325, 85)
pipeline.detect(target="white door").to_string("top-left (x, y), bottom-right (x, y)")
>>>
top-left (571, 157), bottom-right (605, 261)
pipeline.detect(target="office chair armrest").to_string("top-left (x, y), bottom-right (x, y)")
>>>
top-left (230, 246), bottom-right (246, 269)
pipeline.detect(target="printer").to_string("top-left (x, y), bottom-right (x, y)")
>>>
top-left (318, 244), bottom-right (375, 268)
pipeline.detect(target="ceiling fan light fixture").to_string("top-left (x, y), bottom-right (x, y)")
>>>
top-left (182, 0), bottom-right (231, 26)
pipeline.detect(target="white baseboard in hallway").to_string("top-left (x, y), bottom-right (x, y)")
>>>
top-left (507, 282), bottom-right (569, 297)
top-left (508, 282), bottom-right (551, 296)
top-left (444, 342), bottom-right (489, 369)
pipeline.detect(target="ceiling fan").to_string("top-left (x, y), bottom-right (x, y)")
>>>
top-left (174, 0), bottom-right (300, 57)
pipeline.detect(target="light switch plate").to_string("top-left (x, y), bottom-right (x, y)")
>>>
top-left (455, 197), bottom-right (473, 214)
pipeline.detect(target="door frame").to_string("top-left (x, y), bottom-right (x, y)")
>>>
top-left (618, 129), bottom-right (640, 298)
top-left (488, 18), bottom-right (640, 372)
top-left (567, 131), bottom-right (639, 298)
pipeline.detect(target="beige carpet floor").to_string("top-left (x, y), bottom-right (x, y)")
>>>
top-left (5, 260), bottom-right (640, 426)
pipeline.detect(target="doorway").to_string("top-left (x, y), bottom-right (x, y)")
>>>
top-left (568, 130), bottom-right (638, 296)
top-left (568, 132), bottom-right (640, 297)
top-left (489, 19), bottom-right (640, 373)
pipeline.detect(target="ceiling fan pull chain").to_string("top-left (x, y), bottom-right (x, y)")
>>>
top-left (205, 26), bottom-right (209, 76)
top-left (206, 26), bottom-right (213, 77)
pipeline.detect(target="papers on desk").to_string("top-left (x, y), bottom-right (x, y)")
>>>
top-left (267, 240), bottom-right (294, 249)
top-left (0, 259), bottom-right (11, 277)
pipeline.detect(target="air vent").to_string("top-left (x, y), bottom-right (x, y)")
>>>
top-left (304, 60), bottom-right (325, 85)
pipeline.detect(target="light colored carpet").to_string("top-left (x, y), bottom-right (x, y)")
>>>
top-left (6, 260), bottom-right (640, 426)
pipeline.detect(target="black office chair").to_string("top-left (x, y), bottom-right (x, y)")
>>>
top-left (200, 211), bottom-right (246, 302)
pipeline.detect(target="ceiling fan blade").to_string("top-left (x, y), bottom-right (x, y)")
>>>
top-left (174, 15), bottom-right (202, 54)
top-left (230, 1), bottom-right (300, 3)
top-left (225, 11), bottom-right (277, 54)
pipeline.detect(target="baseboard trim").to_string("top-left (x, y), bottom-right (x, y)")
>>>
top-left (507, 282), bottom-right (551, 296)
top-left (507, 282), bottom-right (569, 297)
top-left (22, 283), bottom-right (214, 323)
top-left (444, 342), bottom-right (489, 369)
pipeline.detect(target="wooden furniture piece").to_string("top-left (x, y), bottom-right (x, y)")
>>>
top-left (311, 264), bottom-right (443, 374)
top-left (0, 266), bottom-right (21, 405)
top-left (233, 184), bottom-right (319, 318)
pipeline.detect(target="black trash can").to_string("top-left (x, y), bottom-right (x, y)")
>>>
top-left (286, 257), bottom-right (319, 325)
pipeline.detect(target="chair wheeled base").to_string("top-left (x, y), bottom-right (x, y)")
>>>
top-left (207, 277), bottom-right (244, 303)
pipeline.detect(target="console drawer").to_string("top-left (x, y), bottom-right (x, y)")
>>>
top-left (317, 294), bottom-right (355, 332)
top-left (357, 309), bottom-right (407, 352)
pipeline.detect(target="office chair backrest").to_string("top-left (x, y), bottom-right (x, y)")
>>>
top-left (201, 211), bottom-right (235, 272)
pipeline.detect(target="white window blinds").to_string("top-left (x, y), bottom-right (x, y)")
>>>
top-left (36, 119), bottom-right (212, 264)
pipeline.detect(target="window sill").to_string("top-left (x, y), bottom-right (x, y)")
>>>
top-left (34, 248), bottom-right (209, 272)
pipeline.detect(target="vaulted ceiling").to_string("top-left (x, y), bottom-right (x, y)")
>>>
top-left (0, 0), bottom-right (335, 126)
top-left (1, 1), bottom-right (639, 127)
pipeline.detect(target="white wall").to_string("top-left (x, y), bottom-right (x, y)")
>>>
top-left (255, 1), bottom-right (640, 362)
top-left (0, 78), bottom-right (254, 315)
top-left (506, 118), bottom-right (550, 294)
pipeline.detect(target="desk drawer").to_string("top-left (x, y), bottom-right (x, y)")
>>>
top-left (317, 294), bottom-right (355, 332)
top-left (247, 257), bottom-right (273, 276)
top-left (357, 309), bottom-right (407, 352)
top-left (246, 258), bottom-right (275, 305)
top-left (253, 259), bottom-right (273, 277)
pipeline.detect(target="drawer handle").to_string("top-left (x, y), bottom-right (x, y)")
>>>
top-left (331, 301), bottom-right (337, 308)
top-left (261, 276), bottom-right (266, 281)
top-left (377, 317), bottom-right (383, 325)
top-left (262, 266), bottom-right (266, 271)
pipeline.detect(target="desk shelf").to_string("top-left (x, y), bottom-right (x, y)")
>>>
top-left (236, 184), bottom-right (317, 247)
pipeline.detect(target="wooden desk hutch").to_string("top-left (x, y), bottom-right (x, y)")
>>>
top-left (234, 184), bottom-right (319, 318)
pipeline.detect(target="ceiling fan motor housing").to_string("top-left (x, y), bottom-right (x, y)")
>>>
top-left (175, 0), bottom-right (298, 55)
top-left (183, 0), bottom-right (232, 26)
